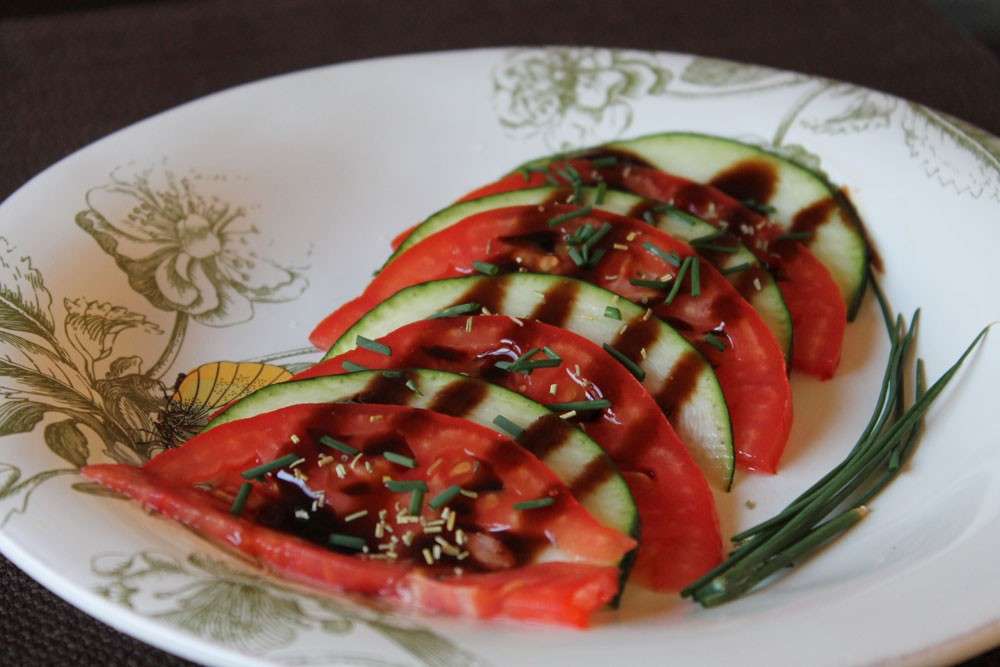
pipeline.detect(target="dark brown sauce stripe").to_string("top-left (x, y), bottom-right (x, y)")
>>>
top-left (729, 264), bottom-right (770, 300)
top-left (612, 411), bottom-right (663, 466)
top-left (626, 200), bottom-right (658, 222)
top-left (456, 276), bottom-right (508, 315)
top-left (610, 316), bottom-right (660, 363)
top-left (356, 372), bottom-right (416, 406)
top-left (568, 456), bottom-right (616, 498)
top-left (427, 379), bottom-right (488, 418)
top-left (654, 351), bottom-right (704, 422)
top-left (528, 281), bottom-right (580, 328)
top-left (517, 413), bottom-right (574, 460)
top-left (790, 197), bottom-right (836, 236)
top-left (709, 159), bottom-right (778, 204)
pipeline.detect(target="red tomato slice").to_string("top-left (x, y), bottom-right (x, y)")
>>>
top-left (390, 224), bottom-right (417, 251)
top-left (298, 315), bottom-right (723, 591)
top-left (460, 159), bottom-right (846, 379)
top-left (309, 206), bottom-right (792, 474)
top-left (84, 403), bottom-right (633, 627)
top-left (83, 464), bottom-right (620, 627)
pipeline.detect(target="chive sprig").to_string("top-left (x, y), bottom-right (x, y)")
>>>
top-left (681, 272), bottom-right (991, 607)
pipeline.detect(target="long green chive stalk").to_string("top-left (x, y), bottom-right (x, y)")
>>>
top-left (682, 271), bottom-right (991, 607)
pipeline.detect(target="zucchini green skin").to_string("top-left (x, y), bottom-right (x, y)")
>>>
top-left (515, 131), bottom-right (870, 319)
top-left (324, 273), bottom-right (735, 490)
top-left (388, 186), bottom-right (792, 364)
top-left (207, 368), bottom-right (639, 550)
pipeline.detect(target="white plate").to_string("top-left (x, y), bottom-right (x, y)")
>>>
top-left (1, 48), bottom-right (998, 667)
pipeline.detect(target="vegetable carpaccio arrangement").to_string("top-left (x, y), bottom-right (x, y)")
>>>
top-left (84, 133), bottom-right (989, 628)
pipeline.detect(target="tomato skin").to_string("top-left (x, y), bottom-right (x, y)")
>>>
top-left (405, 561), bottom-right (620, 628)
top-left (299, 316), bottom-right (725, 591)
top-left (84, 464), bottom-right (407, 595)
top-left (83, 463), bottom-right (619, 627)
top-left (390, 224), bottom-right (418, 250)
top-left (309, 205), bottom-right (791, 474)
top-left (457, 161), bottom-right (846, 379)
top-left (149, 402), bottom-right (635, 567)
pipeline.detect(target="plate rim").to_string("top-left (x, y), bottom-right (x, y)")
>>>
top-left (1, 45), bottom-right (998, 666)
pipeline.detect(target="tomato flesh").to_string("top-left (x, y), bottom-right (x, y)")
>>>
top-left (83, 403), bottom-right (634, 627)
top-left (460, 159), bottom-right (846, 378)
top-left (310, 206), bottom-right (792, 473)
top-left (299, 316), bottom-right (724, 590)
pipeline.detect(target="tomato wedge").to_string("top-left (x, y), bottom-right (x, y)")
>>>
top-left (298, 315), bottom-right (723, 590)
top-left (84, 403), bottom-right (634, 627)
top-left (461, 159), bottom-right (846, 378)
top-left (310, 206), bottom-right (792, 474)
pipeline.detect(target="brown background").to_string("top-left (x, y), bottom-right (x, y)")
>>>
top-left (1, 1), bottom-right (998, 664)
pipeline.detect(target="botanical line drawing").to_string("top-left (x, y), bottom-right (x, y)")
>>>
top-left (0, 163), bottom-right (486, 665)
top-left (0, 165), bottom-right (309, 526)
top-left (492, 48), bottom-right (672, 150)
top-left (93, 549), bottom-right (487, 666)
top-left (492, 49), bottom-right (1000, 198)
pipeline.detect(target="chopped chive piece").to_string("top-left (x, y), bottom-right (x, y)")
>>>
top-left (473, 260), bottom-right (500, 276)
top-left (430, 302), bottom-right (481, 319)
top-left (378, 370), bottom-right (404, 380)
top-left (386, 479), bottom-right (428, 493)
top-left (589, 156), bottom-right (618, 168)
top-left (665, 257), bottom-right (693, 304)
top-left (776, 231), bottom-right (814, 242)
top-left (513, 497), bottom-right (555, 510)
top-left (643, 241), bottom-right (682, 266)
top-left (559, 164), bottom-right (582, 183)
top-left (703, 333), bottom-right (727, 352)
top-left (496, 347), bottom-right (562, 374)
top-left (341, 360), bottom-right (368, 372)
top-left (230, 482), bottom-right (252, 515)
top-left (582, 222), bottom-right (612, 253)
top-left (405, 378), bottom-right (422, 395)
top-left (587, 247), bottom-right (607, 267)
top-left (567, 245), bottom-right (586, 267)
top-left (383, 452), bottom-right (416, 468)
top-left (241, 453), bottom-right (301, 480)
top-left (409, 488), bottom-right (425, 515)
top-left (595, 181), bottom-right (607, 204)
top-left (356, 335), bottom-right (391, 356)
top-left (630, 277), bottom-right (671, 290)
top-left (603, 343), bottom-right (646, 380)
top-left (549, 399), bottom-right (611, 412)
top-left (429, 485), bottom-right (462, 509)
top-left (320, 435), bottom-right (360, 456)
top-left (604, 306), bottom-right (622, 320)
top-left (547, 206), bottom-right (592, 227)
top-left (743, 198), bottom-right (777, 215)
top-left (493, 415), bottom-right (524, 439)
top-left (566, 224), bottom-right (592, 247)
top-left (722, 262), bottom-right (752, 275)
top-left (329, 533), bottom-right (366, 550)
top-left (690, 257), bottom-right (701, 297)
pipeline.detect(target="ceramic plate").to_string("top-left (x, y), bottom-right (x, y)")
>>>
top-left (1, 48), bottom-right (998, 667)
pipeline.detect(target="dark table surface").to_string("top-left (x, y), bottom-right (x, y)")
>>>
top-left (2, 1), bottom-right (999, 664)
